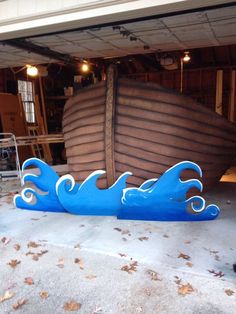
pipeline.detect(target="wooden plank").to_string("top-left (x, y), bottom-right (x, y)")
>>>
top-left (63, 114), bottom-right (105, 134)
top-left (63, 105), bottom-right (105, 127)
top-left (116, 105), bottom-right (235, 140)
top-left (117, 93), bottom-right (236, 133)
top-left (0, 134), bottom-right (64, 148)
top-left (63, 96), bottom-right (106, 121)
top-left (64, 124), bottom-right (104, 145)
top-left (66, 151), bottom-right (104, 163)
top-left (116, 125), bottom-right (235, 155)
top-left (39, 76), bottom-right (48, 134)
top-left (215, 69), bottom-right (223, 115)
top-left (228, 70), bottom-right (236, 122)
top-left (115, 134), bottom-right (233, 163)
top-left (117, 115), bottom-right (236, 148)
top-left (104, 65), bottom-right (116, 186)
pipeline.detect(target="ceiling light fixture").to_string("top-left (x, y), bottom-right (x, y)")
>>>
top-left (80, 62), bottom-right (90, 73)
top-left (183, 51), bottom-right (191, 63)
top-left (26, 65), bottom-right (38, 77)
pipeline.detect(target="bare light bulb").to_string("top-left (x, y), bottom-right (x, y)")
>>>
top-left (81, 63), bottom-right (90, 73)
top-left (183, 52), bottom-right (190, 63)
top-left (26, 65), bottom-right (38, 77)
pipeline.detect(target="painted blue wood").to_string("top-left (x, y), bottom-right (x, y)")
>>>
top-left (14, 158), bottom-right (220, 221)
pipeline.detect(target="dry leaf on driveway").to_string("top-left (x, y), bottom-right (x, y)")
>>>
top-left (57, 258), bottom-right (65, 268)
top-left (138, 237), bottom-right (149, 241)
top-left (13, 244), bottom-right (21, 251)
top-left (12, 298), bottom-right (28, 310)
top-left (121, 229), bottom-right (130, 235)
top-left (224, 289), bottom-right (234, 296)
top-left (85, 274), bottom-right (97, 280)
top-left (146, 269), bottom-right (161, 281)
top-left (8, 259), bottom-right (21, 268)
top-left (63, 300), bottom-right (81, 311)
top-left (178, 253), bottom-right (191, 260)
top-left (1, 237), bottom-right (11, 245)
top-left (26, 250), bottom-right (48, 261)
top-left (184, 240), bottom-right (191, 244)
top-left (113, 227), bottom-right (122, 232)
top-left (186, 262), bottom-right (193, 268)
top-left (174, 276), bottom-right (182, 285)
top-left (178, 283), bottom-right (195, 296)
top-left (121, 261), bottom-right (138, 274)
top-left (39, 291), bottom-right (49, 299)
top-left (74, 258), bottom-right (84, 270)
top-left (0, 291), bottom-right (14, 303)
top-left (24, 277), bottom-right (34, 285)
top-left (208, 269), bottom-right (224, 277)
top-left (118, 253), bottom-right (127, 257)
top-left (27, 241), bottom-right (41, 248)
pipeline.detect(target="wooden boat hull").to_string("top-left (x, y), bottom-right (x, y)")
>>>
top-left (63, 67), bottom-right (236, 191)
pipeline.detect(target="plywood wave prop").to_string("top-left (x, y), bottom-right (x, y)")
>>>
top-left (14, 158), bottom-right (220, 221)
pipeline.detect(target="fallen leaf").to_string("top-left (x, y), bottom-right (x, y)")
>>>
top-left (146, 269), bottom-right (161, 281)
top-left (114, 227), bottom-right (122, 232)
top-left (12, 298), bottom-right (28, 310)
top-left (63, 300), bottom-right (81, 311)
top-left (178, 283), bottom-right (195, 296)
top-left (38, 250), bottom-right (48, 256)
top-left (74, 258), bottom-right (84, 270)
top-left (207, 269), bottom-right (224, 278)
top-left (85, 274), bottom-right (97, 280)
top-left (210, 250), bottom-right (219, 254)
top-left (24, 277), bottom-right (34, 285)
top-left (39, 291), bottom-right (49, 299)
top-left (13, 244), bottom-right (20, 251)
top-left (174, 276), bottom-right (182, 285)
top-left (121, 229), bottom-right (130, 235)
top-left (26, 250), bottom-right (48, 261)
top-left (186, 262), bottom-right (193, 268)
top-left (225, 289), bottom-right (234, 296)
top-left (1, 237), bottom-right (11, 245)
top-left (121, 261), bottom-right (138, 274)
top-left (0, 291), bottom-right (14, 303)
top-left (138, 237), bottom-right (149, 241)
top-left (32, 254), bottom-right (39, 261)
top-left (144, 288), bottom-right (151, 296)
top-left (184, 240), bottom-right (191, 244)
top-left (118, 253), bottom-right (127, 257)
top-left (8, 259), bottom-right (21, 268)
top-left (27, 241), bottom-right (41, 248)
top-left (214, 255), bottom-right (220, 261)
top-left (178, 253), bottom-right (190, 260)
top-left (57, 258), bottom-right (64, 268)
top-left (74, 244), bottom-right (80, 249)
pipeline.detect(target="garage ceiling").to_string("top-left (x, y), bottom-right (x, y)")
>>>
top-left (0, 4), bottom-right (236, 69)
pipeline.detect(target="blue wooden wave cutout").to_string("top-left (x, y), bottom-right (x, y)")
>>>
top-left (14, 158), bottom-right (220, 221)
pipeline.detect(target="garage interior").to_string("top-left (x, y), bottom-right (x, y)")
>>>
top-left (0, 1), bottom-right (236, 313)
